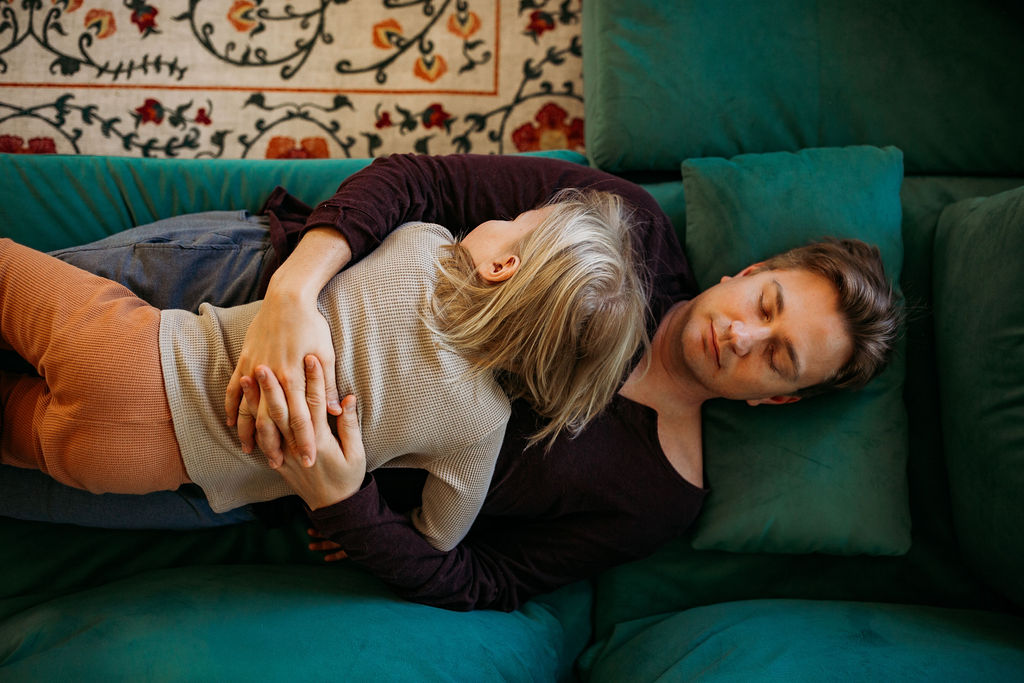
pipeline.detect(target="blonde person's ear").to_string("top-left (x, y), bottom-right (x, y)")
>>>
top-left (478, 254), bottom-right (520, 283)
top-left (746, 395), bottom-right (801, 407)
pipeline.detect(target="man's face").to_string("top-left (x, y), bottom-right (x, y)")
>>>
top-left (666, 265), bottom-right (854, 404)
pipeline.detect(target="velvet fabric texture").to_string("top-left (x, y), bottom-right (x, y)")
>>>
top-left (681, 145), bottom-right (910, 555)
top-left (583, 0), bottom-right (1024, 174)
top-left (579, 599), bottom-right (1024, 681)
top-left (933, 185), bottom-right (1024, 607)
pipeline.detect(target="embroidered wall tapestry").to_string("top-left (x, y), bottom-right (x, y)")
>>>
top-left (0, 0), bottom-right (583, 159)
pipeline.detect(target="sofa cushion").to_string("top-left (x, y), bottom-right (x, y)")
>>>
top-left (583, 0), bottom-right (1024, 175)
top-left (0, 151), bottom-right (588, 252)
top-left (933, 185), bottom-right (1024, 607)
top-left (682, 145), bottom-right (910, 555)
top-left (579, 599), bottom-right (1024, 682)
top-left (0, 517), bottom-right (592, 679)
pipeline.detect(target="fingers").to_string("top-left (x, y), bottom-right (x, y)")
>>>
top-left (335, 394), bottom-right (365, 462)
top-left (241, 374), bottom-right (284, 467)
top-left (322, 353), bottom-right (342, 416)
top-left (236, 386), bottom-right (257, 456)
top-left (303, 355), bottom-right (330, 431)
top-left (225, 369), bottom-right (244, 427)
top-left (307, 528), bottom-right (347, 562)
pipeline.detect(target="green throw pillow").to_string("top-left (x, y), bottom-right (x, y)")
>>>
top-left (933, 185), bottom-right (1024, 607)
top-left (681, 145), bottom-right (910, 555)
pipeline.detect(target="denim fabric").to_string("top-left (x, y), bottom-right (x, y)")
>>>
top-left (49, 210), bottom-right (275, 311)
top-left (1, 211), bottom-right (271, 528)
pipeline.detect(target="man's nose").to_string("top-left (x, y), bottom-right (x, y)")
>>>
top-left (729, 320), bottom-right (770, 356)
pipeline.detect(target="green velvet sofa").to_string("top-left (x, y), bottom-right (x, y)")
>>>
top-left (2, 0), bottom-right (1024, 680)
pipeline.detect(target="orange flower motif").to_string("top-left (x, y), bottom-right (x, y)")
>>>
top-left (54, 0), bottom-right (84, 12)
top-left (447, 11), bottom-right (481, 39)
top-left (228, 0), bottom-right (257, 33)
top-left (84, 9), bottom-right (116, 38)
top-left (372, 18), bottom-right (403, 49)
top-left (413, 54), bottom-right (447, 83)
top-left (266, 136), bottom-right (329, 159)
top-left (512, 102), bottom-right (584, 152)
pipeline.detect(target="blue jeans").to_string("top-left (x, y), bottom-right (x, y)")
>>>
top-left (1, 211), bottom-right (273, 529)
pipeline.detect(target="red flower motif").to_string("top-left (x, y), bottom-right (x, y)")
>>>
top-left (266, 136), bottom-right (329, 159)
top-left (135, 98), bottom-right (164, 124)
top-left (0, 135), bottom-right (57, 154)
top-left (195, 108), bottom-right (212, 125)
top-left (526, 10), bottom-right (555, 36)
top-left (375, 111), bottom-right (393, 129)
top-left (422, 104), bottom-right (452, 129)
top-left (131, 5), bottom-right (158, 35)
top-left (512, 102), bottom-right (584, 152)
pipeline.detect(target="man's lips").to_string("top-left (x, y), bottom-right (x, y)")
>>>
top-left (710, 321), bottom-right (721, 368)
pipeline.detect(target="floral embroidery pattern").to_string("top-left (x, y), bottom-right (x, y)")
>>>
top-left (0, 135), bottom-right (57, 154)
top-left (0, 0), bottom-right (584, 158)
top-left (512, 102), bottom-right (584, 153)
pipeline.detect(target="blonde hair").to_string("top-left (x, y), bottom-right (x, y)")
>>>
top-left (427, 189), bottom-right (650, 447)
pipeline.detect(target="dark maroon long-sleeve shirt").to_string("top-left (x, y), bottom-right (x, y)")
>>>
top-left (263, 153), bottom-right (706, 611)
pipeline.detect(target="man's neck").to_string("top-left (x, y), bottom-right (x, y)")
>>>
top-left (619, 301), bottom-right (709, 416)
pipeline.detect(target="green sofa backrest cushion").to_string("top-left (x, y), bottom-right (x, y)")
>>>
top-left (0, 151), bottom-right (587, 251)
top-left (583, 0), bottom-right (1024, 175)
top-left (933, 185), bottom-right (1024, 607)
top-left (682, 145), bottom-right (909, 556)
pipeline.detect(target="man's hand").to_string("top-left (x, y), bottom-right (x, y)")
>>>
top-left (245, 355), bottom-right (367, 510)
top-left (227, 291), bottom-right (340, 467)
top-left (307, 528), bottom-right (349, 563)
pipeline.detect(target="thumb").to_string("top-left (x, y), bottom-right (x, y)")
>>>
top-left (335, 395), bottom-right (365, 461)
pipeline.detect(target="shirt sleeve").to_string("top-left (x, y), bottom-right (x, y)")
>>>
top-left (290, 153), bottom-right (697, 319)
top-left (294, 154), bottom-right (701, 611)
top-left (407, 422), bottom-right (506, 552)
top-left (306, 476), bottom-right (662, 613)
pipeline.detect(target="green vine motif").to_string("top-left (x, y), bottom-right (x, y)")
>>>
top-left (335, 0), bottom-right (451, 84)
top-left (450, 33), bottom-right (582, 154)
top-left (0, 1), bottom-right (186, 80)
top-left (452, 0), bottom-right (490, 76)
top-left (0, 94), bottom-right (215, 157)
top-left (236, 93), bottom-right (357, 158)
top-left (173, 0), bottom-right (348, 81)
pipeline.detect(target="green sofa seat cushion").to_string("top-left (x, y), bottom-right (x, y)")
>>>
top-left (0, 517), bottom-right (592, 680)
top-left (583, 0), bottom-right (1024, 175)
top-left (682, 145), bottom-right (909, 556)
top-left (933, 185), bottom-right (1024, 607)
top-left (579, 599), bottom-right (1024, 682)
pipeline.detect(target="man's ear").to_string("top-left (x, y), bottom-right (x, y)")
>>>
top-left (737, 261), bottom-right (765, 278)
top-left (720, 261), bottom-right (765, 284)
top-left (478, 254), bottom-right (520, 283)
top-left (746, 394), bottom-right (801, 407)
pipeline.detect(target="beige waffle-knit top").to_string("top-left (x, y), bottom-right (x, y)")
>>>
top-left (159, 222), bottom-right (511, 551)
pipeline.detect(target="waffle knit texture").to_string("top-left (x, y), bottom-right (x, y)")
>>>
top-left (0, 239), bottom-right (187, 493)
top-left (160, 223), bottom-right (510, 551)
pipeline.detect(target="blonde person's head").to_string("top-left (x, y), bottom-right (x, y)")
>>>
top-left (428, 189), bottom-right (650, 448)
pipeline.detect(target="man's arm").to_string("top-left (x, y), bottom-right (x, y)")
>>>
top-left (306, 477), bottom-right (666, 612)
top-left (230, 153), bottom-right (695, 464)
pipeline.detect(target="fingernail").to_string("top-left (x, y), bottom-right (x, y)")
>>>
top-left (305, 357), bottom-right (315, 370)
